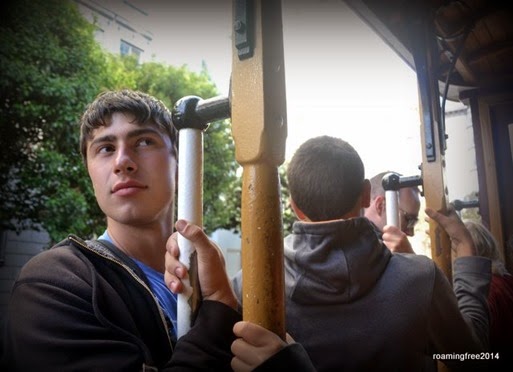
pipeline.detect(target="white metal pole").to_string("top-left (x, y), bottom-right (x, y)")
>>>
top-left (176, 128), bottom-right (203, 338)
top-left (385, 190), bottom-right (400, 228)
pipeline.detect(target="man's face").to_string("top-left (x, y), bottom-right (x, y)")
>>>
top-left (86, 112), bottom-right (176, 227)
top-left (398, 188), bottom-right (420, 236)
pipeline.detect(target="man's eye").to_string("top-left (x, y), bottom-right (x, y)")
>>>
top-left (98, 145), bottom-right (114, 153)
top-left (137, 138), bottom-right (154, 147)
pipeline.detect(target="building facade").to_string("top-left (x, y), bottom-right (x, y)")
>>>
top-left (74, 0), bottom-right (154, 63)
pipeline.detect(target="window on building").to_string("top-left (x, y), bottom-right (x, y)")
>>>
top-left (120, 40), bottom-right (143, 62)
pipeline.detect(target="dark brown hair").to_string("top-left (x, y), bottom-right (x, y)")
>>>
top-left (287, 135), bottom-right (365, 221)
top-left (79, 89), bottom-right (177, 166)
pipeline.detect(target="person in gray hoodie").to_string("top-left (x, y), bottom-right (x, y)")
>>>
top-left (232, 135), bottom-right (491, 371)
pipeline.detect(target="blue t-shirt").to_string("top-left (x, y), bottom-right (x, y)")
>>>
top-left (98, 231), bottom-right (177, 338)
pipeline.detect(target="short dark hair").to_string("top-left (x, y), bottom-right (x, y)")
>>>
top-left (286, 135), bottom-right (365, 221)
top-left (79, 89), bottom-right (177, 166)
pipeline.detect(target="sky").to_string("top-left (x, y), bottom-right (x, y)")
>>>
top-left (113, 0), bottom-right (479, 255)
top-left (144, 0), bottom-right (425, 179)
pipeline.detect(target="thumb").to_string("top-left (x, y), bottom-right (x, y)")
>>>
top-left (175, 219), bottom-right (205, 245)
top-left (425, 207), bottom-right (446, 225)
top-left (175, 219), bottom-right (237, 309)
top-left (175, 219), bottom-right (216, 259)
top-left (424, 207), bottom-right (437, 219)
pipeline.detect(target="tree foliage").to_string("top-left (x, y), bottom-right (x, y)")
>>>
top-left (0, 0), bottom-right (240, 243)
top-left (0, 0), bottom-right (107, 243)
top-left (279, 163), bottom-right (296, 235)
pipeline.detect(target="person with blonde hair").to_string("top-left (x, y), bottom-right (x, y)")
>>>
top-left (466, 221), bottom-right (513, 371)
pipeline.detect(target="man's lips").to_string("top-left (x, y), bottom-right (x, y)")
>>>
top-left (112, 180), bottom-right (147, 195)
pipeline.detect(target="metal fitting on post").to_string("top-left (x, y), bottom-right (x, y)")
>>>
top-left (172, 95), bottom-right (230, 131)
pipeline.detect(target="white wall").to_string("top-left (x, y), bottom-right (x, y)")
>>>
top-left (444, 100), bottom-right (479, 202)
top-left (210, 229), bottom-right (241, 278)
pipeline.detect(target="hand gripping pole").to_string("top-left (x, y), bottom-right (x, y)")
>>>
top-left (172, 95), bottom-right (230, 338)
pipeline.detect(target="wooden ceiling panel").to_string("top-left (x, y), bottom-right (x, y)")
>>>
top-left (346, 0), bottom-right (513, 99)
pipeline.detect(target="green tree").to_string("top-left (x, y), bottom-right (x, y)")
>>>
top-left (279, 162), bottom-right (297, 235)
top-left (0, 0), bottom-right (241, 243)
top-left (0, 0), bottom-right (107, 242)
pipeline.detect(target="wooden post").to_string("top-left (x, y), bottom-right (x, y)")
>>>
top-left (230, 0), bottom-right (287, 339)
top-left (411, 10), bottom-right (454, 372)
top-left (411, 10), bottom-right (453, 282)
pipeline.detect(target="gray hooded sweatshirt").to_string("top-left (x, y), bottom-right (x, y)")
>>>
top-left (232, 217), bottom-right (491, 371)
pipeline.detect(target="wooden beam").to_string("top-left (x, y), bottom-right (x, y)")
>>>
top-left (230, 0), bottom-right (287, 339)
top-left (476, 95), bottom-right (506, 249)
top-left (412, 9), bottom-right (453, 283)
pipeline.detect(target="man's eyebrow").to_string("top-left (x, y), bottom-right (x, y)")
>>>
top-left (89, 128), bottom-right (163, 148)
top-left (89, 134), bottom-right (116, 149)
top-left (126, 127), bottom-right (163, 139)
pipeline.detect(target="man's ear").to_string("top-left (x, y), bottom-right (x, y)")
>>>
top-left (375, 194), bottom-right (385, 216)
top-left (290, 198), bottom-right (307, 221)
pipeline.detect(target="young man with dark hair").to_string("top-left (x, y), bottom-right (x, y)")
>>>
top-left (2, 90), bottom-right (313, 371)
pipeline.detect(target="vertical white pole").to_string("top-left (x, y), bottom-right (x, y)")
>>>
top-left (176, 128), bottom-right (203, 338)
top-left (385, 190), bottom-right (400, 228)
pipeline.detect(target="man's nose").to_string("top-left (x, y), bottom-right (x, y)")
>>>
top-left (114, 147), bottom-right (137, 174)
top-left (404, 227), bottom-right (415, 237)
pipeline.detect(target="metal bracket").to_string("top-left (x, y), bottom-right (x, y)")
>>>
top-left (410, 10), bottom-right (441, 162)
top-left (398, 175), bottom-right (423, 188)
top-left (172, 95), bottom-right (231, 130)
top-left (382, 173), bottom-right (423, 190)
top-left (451, 199), bottom-right (479, 211)
top-left (417, 61), bottom-right (437, 162)
top-left (234, 0), bottom-right (254, 60)
top-left (382, 172), bottom-right (401, 191)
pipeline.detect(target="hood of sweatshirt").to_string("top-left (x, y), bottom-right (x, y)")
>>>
top-left (284, 217), bottom-right (391, 305)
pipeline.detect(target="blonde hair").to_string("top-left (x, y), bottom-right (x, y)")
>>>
top-left (465, 221), bottom-right (507, 275)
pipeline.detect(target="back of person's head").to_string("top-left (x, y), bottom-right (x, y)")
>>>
top-left (465, 220), bottom-right (508, 275)
top-left (286, 135), bottom-right (365, 221)
top-left (79, 89), bottom-right (177, 165)
top-left (369, 171), bottom-right (393, 200)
